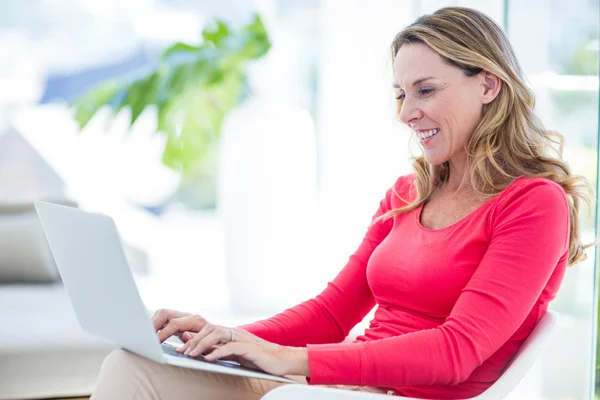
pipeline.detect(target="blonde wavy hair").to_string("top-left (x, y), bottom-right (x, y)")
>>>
top-left (380, 6), bottom-right (594, 266)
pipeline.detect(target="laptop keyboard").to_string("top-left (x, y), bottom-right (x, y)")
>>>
top-left (161, 342), bottom-right (196, 359)
top-left (161, 342), bottom-right (241, 369)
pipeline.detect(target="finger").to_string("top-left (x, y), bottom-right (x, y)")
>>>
top-left (187, 329), bottom-right (231, 357)
top-left (180, 324), bottom-right (225, 355)
top-left (180, 331), bottom-right (195, 342)
top-left (181, 325), bottom-right (228, 356)
top-left (152, 309), bottom-right (176, 331)
top-left (151, 309), bottom-right (169, 331)
top-left (179, 323), bottom-right (214, 353)
top-left (205, 342), bottom-right (247, 362)
top-left (174, 331), bottom-right (194, 342)
top-left (204, 343), bottom-right (262, 371)
top-left (151, 309), bottom-right (187, 332)
top-left (180, 323), bottom-right (231, 353)
top-left (157, 315), bottom-right (204, 343)
top-left (157, 315), bottom-right (206, 343)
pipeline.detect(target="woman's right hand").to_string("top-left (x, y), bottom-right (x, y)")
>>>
top-left (151, 308), bottom-right (208, 343)
top-left (151, 308), bottom-right (276, 372)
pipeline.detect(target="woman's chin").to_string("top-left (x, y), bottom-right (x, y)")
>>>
top-left (423, 153), bottom-right (448, 166)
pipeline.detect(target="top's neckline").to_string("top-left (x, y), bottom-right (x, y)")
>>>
top-left (415, 196), bottom-right (496, 232)
top-left (413, 177), bottom-right (526, 232)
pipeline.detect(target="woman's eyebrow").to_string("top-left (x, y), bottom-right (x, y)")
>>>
top-left (393, 77), bottom-right (435, 89)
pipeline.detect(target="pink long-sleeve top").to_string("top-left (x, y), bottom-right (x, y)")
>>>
top-left (240, 174), bottom-right (569, 399)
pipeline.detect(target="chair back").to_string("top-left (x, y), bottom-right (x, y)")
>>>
top-left (472, 309), bottom-right (560, 399)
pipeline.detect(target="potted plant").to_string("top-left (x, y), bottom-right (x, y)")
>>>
top-left (72, 14), bottom-right (271, 189)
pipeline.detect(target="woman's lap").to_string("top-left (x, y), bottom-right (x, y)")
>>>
top-left (91, 349), bottom-right (389, 400)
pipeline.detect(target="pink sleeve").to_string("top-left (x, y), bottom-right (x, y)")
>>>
top-left (238, 177), bottom-right (408, 347)
top-left (306, 179), bottom-right (570, 386)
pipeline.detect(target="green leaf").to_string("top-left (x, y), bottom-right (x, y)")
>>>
top-left (122, 72), bottom-right (160, 126)
top-left (162, 63), bottom-right (197, 99)
top-left (72, 81), bottom-right (120, 129)
top-left (202, 20), bottom-right (230, 46)
top-left (108, 84), bottom-right (130, 116)
top-left (163, 42), bottom-right (201, 58)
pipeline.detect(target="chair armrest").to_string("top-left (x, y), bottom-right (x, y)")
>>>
top-left (262, 385), bottom-right (418, 400)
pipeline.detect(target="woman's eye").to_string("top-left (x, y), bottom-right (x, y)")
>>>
top-left (396, 88), bottom-right (433, 100)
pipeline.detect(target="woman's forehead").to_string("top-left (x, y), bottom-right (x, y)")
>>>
top-left (393, 44), bottom-right (455, 88)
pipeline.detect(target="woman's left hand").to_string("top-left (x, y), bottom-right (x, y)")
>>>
top-left (178, 325), bottom-right (310, 377)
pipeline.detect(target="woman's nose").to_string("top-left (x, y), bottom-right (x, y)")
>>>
top-left (399, 98), bottom-right (422, 125)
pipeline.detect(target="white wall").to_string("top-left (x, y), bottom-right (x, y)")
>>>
top-left (316, 0), bottom-right (414, 279)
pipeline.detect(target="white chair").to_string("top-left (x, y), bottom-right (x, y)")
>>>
top-left (262, 310), bottom-right (560, 400)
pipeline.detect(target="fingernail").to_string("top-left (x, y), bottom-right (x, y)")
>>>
top-left (176, 347), bottom-right (184, 353)
top-left (189, 349), bottom-right (199, 357)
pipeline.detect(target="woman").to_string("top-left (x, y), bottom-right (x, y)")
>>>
top-left (92, 6), bottom-right (593, 400)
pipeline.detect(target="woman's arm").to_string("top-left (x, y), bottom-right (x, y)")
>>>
top-left (304, 179), bottom-right (570, 387)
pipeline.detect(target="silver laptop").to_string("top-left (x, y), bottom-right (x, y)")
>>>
top-left (35, 201), bottom-right (293, 383)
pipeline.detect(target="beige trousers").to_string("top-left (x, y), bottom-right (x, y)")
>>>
top-left (91, 349), bottom-right (393, 400)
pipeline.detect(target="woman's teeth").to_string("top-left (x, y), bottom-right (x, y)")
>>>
top-left (417, 128), bottom-right (440, 140)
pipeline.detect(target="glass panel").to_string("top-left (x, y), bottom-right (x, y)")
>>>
top-left (506, 0), bottom-right (599, 399)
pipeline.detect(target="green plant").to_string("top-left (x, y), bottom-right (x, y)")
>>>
top-left (71, 14), bottom-right (271, 176)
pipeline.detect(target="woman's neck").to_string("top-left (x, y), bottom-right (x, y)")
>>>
top-left (444, 158), bottom-right (471, 194)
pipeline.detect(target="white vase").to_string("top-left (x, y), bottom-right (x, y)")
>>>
top-left (217, 97), bottom-right (318, 314)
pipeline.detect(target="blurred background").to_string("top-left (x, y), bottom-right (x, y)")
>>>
top-left (0, 0), bottom-right (598, 399)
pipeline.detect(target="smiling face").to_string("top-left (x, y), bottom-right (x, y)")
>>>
top-left (394, 42), bottom-right (494, 168)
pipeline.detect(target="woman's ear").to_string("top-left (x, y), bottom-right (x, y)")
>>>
top-left (480, 71), bottom-right (502, 104)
